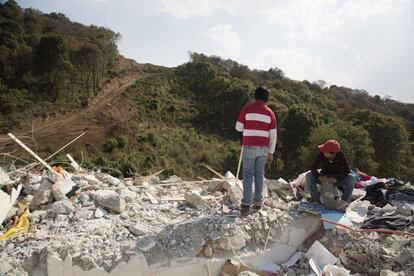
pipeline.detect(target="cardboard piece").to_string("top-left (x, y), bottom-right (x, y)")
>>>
top-left (221, 259), bottom-right (268, 276)
top-left (0, 184), bottom-right (22, 225)
top-left (305, 241), bottom-right (337, 276)
top-left (321, 212), bottom-right (353, 230)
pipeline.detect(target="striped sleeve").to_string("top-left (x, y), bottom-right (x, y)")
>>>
top-left (268, 111), bottom-right (277, 154)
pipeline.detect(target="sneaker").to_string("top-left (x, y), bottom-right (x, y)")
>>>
top-left (240, 204), bottom-right (250, 216)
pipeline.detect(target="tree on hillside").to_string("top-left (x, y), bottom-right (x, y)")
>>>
top-left (33, 35), bottom-right (71, 101)
top-left (300, 121), bottom-right (378, 174)
top-left (349, 110), bottom-right (413, 179)
top-left (279, 105), bottom-right (320, 178)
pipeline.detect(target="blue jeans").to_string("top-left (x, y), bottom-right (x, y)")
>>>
top-left (306, 172), bottom-right (355, 203)
top-left (242, 146), bottom-right (268, 206)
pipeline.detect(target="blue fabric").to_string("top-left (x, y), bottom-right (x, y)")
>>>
top-left (242, 146), bottom-right (268, 206)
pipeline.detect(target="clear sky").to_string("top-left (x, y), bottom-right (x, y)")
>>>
top-left (16, 0), bottom-right (414, 103)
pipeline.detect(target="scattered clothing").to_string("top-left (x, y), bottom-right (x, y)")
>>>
top-left (386, 189), bottom-right (414, 211)
top-left (363, 186), bottom-right (388, 207)
top-left (361, 214), bottom-right (411, 230)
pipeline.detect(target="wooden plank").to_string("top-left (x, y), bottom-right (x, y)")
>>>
top-left (7, 133), bottom-right (60, 177)
top-left (160, 195), bottom-right (223, 201)
top-left (8, 132), bottom-right (85, 174)
top-left (144, 192), bottom-right (159, 204)
top-left (203, 165), bottom-right (225, 179)
top-left (66, 154), bottom-right (81, 172)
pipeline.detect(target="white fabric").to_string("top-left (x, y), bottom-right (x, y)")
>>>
top-left (245, 113), bottom-right (271, 123)
top-left (235, 121), bottom-right (244, 132)
top-left (268, 128), bottom-right (277, 154)
top-left (243, 129), bottom-right (270, 137)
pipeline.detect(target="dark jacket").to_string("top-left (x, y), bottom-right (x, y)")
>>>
top-left (311, 151), bottom-right (351, 180)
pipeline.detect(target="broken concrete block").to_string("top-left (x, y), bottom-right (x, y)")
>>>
top-left (185, 191), bottom-right (208, 209)
top-left (103, 174), bottom-right (121, 186)
top-left (217, 236), bottom-right (232, 251)
top-left (94, 207), bottom-right (107, 218)
top-left (0, 168), bottom-right (11, 187)
top-left (0, 259), bottom-right (12, 275)
top-left (229, 232), bottom-right (246, 250)
top-left (89, 190), bottom-right (125, 213)
top-left (266, 178), bottom-right (291, 191)
top-left (51, 179), bottom-right (76, 201)
top-left (118, 188), bottom-right (137, 203)
top-left (31, 177), bottom-right (54, 208)
top-left (380, 270), bottom-right (406, 276)
top-left (129, 224), bottom-right (148, 236)
top-left (203, 244), bottom-right (213, 257)
top-left (50, 200), bottom-right (74, 215)
top-left (82, 174), bottom-right (100, 185)
top-left (24, 183), bottom-right (40, 196)
top-left (74, 208), bottom-right (94, 220)
top-left (396, 249), bottom-right (412, 266)
top-left (136, 237), bottom-right (157, 252)
top-left (223, 181), bottom-right (243, 205)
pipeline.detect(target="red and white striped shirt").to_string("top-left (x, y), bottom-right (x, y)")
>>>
top-left (235, 101), bottom-right (277, 154)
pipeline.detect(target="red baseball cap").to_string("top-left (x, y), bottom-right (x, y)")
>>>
top-left (318, 140), bottom-right (340, 153)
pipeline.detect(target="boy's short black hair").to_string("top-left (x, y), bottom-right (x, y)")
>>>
top-left (254, 86), bottom-right (270, 102)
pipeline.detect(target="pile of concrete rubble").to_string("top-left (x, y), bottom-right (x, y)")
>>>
top-left (0, 166), bottom-right (413, 276)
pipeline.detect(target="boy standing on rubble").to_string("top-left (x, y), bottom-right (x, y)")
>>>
top-left (306, 140), bottom-right (355, 210)
top-left (235, 87), bottom-right (277, 215)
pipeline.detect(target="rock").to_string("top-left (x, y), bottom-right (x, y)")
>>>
top-left (137, 238), bottom-right (157, 252)
top-left (103, 175), bottom-right (121, 186)
top-left (203, 245), bottom-right (213, 257)
top-left (30, 210), bottom-right (47, 223)
top-left (89, 190), bottom-right (125, 213)
top-left (51, 179), bottom-right (76, 200)
top-left (149, 176), bottom-right (159, 185)
top-left (0, 168), bottom-right (11, 187)
top-left (74, 208), bottom-right (94, 220)
top-left (83, 174), bottom-right (100, 185)
top-left (185, 192), bottom-right (208, 209)
top-left (50, 200), bottom-right (74, 214)
top-left (217, 237), bottom-right (232, 251)
top-left (129, 224), bottom-right (148, 236)
top-left (79, 193), bottom-right (91, 206)
top-left (380, 270), bottom-right (406, 276)
top-left (0, 259), bottom-right (12, 275)
top-left (229, 232), bottom-right (246, 250)
top-left (30, 178), bottom-right (54, 208)
top-left (223, 181), bottom-right (243, 205)
top-left (23, 183), bottom-right (40, 195)
top-left (94, 207), bottom-right (107, 218)
top-left (396, 249), bottom-right (412, 266)
top-left (165, 175), bottom-right (182, 183)
top-left (266, 178), bottom-right (291, 191)
top-left (118, 188), bottom-right (136, 202)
